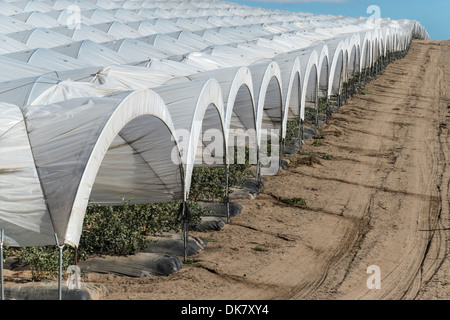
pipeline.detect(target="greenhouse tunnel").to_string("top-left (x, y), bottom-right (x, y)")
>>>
top-left (301, 53), bottom-right (319, 136)
top-left (0, 90), bottom-right (185, 248)
top-left (250, 62), bottom-right (283, 175)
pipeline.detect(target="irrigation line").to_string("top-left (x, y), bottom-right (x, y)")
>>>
top-left (54, 233), bottom-right (65, 301)
top-left (183, 219), bottom-right (187, 262)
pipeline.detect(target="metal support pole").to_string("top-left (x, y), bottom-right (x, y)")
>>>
top-left (178, 162), bottom-right (189, 263)
top-left (344, 82), bottom-right (348, 102)
top-left (314, 96), bottom-right (319, 132)
top-left (182, 201), bottom-right (188, 262)
top-left (224, 164), bottom-right (230, 224)
top-left (256, 149), bottom-right (261, 192)
top-left (54, 233), bottom-right (64, 301)
top-left (298, 119), bottom-right (304, 153)
top-left (1, 230), bottom-right (4, 301)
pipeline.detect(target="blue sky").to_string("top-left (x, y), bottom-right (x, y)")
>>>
top-left (229, 0), bottom-right (449, 40)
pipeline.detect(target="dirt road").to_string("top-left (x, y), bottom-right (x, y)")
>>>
top-left (87, 40), bottom-right (450, 300)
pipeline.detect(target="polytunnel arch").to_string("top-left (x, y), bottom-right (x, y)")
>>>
top-left (89, 115), bottom-right (184, 205)
top-left (250, 61), bottom-right (283, 147)
top-left (341, 41), bottom-right (360, 100)
top-left (187, 66), bottom-right (257, 147)
top-left (327, 42), bottom-right (346, 108)
top-left (186, 66), bottom-right (259, 191)
top-left (391, 32), bottom-right (398, 52)
top-left (343, 45), bottom-right (350, 70)
top-left (373, 32), bottom-right (382, 67)
top-left (384, 32), bottom-right (392, 57)
top-left (4, 89), bottom-right (185, 248)
top-left (318, 45), bottom-right (330, 100)
top-left (372, 33), bottom-right (382, 72)
top-left (360, 33), bottom-right (373, 82)
top-left (372, 35), bottom-right (378, 64)
top-left (249, 61), bottom-right (283, 175)
top-left (225, 73), bottom-right (257, 134)
top-left (152, 78), bottom-right (226, 199)
top-left (0, 75), bottom-right (60, 107)
top-left (0, 102), bottom-right (55, 247)
top-left (270, 55), bottom-right (303, 155)
top-left (276, 56), bottom-right (302, 142)
top-left (346, 43), bottom-right (359, 79)
top-left (300, 50), bottom-right (319, 133)
top-left (221, 67), bottom-right (258, 169)
top-left (368, 35), bottom-right (375, 71)
top-left (195, 104), bottom-right (227, 168)
top-left (360, 32), bottom-right (371, 70)
top-left (378, 30), bottom-right (385, 56)
top-left (380, 34), bottom-right (387, 58)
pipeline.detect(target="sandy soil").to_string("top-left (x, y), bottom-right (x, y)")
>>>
top-left (7, 40), bottom-right (449, 301)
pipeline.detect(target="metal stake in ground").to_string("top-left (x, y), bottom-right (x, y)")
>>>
top-left (182, 200), bottom-right (188, 262)
top-left (54, 233), bottom-right (65, 300)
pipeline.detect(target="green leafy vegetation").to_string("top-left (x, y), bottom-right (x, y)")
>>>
top-left (318, 97), bottom-right (329, 121)
top-left (17, 246), bottom-right (73, 281)
top-left (190, 167), bottom-right (229, 201)
top-left (190, 165), bottom-right (252, 202)
top-left (285, 120), bottom-right (300, 146)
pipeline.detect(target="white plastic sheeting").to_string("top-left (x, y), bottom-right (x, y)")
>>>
top-left (0, 0), bottom-right (429, 247)
top-left (4, 48), bottom-right (90, 70)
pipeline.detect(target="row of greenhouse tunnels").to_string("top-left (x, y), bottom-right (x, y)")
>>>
top-left (0, 24), bottom-right (429, 299)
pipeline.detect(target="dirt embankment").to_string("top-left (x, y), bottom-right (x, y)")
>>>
top-left (80, 40), bottom-right (450, 300)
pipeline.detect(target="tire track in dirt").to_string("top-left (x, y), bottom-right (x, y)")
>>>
top-left (309, 41), bottom-right (449, 300)
top-left (414, 41), bottom-right (450, 300)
